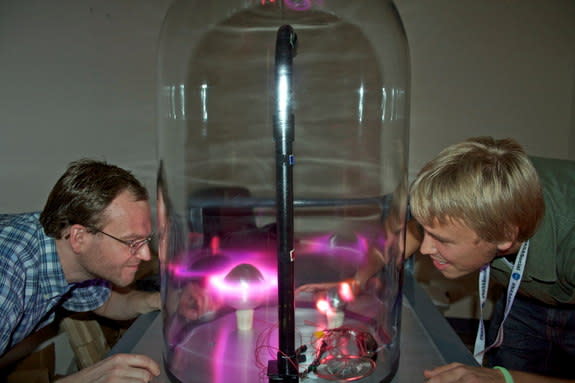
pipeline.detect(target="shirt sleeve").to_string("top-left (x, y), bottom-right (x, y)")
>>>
top-left (0, 255), bottom-right (26, 355)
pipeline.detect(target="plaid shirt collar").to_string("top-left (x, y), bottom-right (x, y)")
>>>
top-left (37, 223), bottom-right (76, 301)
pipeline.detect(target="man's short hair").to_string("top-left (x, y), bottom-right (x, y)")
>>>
top-left (39, 159), bottom-right (149, 239)
top-left (410, 137), bottom-right (544, 243)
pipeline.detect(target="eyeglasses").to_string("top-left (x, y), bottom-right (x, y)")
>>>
top-left (89, 227), bottom-right (153, 255)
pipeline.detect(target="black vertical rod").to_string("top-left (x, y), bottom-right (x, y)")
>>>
top-left (271, 24), bottom-right (298, 382)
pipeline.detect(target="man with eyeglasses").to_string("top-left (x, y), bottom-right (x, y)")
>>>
top-left (0, 159), bottom-right (161, 382)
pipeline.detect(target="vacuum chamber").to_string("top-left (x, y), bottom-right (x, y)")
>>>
top-left (156, 1), bottom-right (410, 382)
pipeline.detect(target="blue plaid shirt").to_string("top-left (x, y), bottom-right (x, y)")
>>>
top-left (0, 213), bottom-right (111, 354)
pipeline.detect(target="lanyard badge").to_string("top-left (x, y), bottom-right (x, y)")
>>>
top-left (473, 241), bottom-right (530, 365)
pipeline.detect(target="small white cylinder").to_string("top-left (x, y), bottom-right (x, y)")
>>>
top-left (326, 310), bottom-right (345, 328)
top-left (235, 308), bottom-right (254, 331)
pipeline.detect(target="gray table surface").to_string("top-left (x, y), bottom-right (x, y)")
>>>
top-left (110, 271), bottom-right (477, 382)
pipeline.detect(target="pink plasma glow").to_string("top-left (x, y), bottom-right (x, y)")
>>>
top-left (208, 264), bottom-right (277, 309)
top-left (316, 298), bottom-right (330, 314)
top-left (298, 233), bottom-right (370, 261)
top-left (338, 281), bottom-right (354, 302)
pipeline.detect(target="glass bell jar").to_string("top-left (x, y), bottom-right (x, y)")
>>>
top-left (156, 1), bottom-right (410, 382)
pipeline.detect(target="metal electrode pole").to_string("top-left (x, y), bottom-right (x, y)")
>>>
top-left (269, 24), bottom-right (298, 383)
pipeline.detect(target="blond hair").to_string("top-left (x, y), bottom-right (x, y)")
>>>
top-left (410, 137), bottom-right (544, 243)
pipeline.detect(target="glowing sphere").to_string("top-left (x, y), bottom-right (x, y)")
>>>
top-left (209, 263), bottom-right (273, 310)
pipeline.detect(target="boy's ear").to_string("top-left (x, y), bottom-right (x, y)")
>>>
top-left (497, 225), bottom-right (519, 253)
top-left (496, 240), bottom-right (515, 253)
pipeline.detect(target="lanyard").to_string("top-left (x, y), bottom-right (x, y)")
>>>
top-left (473, 240), bottom-right (529, 365)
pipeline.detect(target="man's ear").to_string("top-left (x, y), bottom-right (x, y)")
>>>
top-left (67, 224), bottom-right (88, 253)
